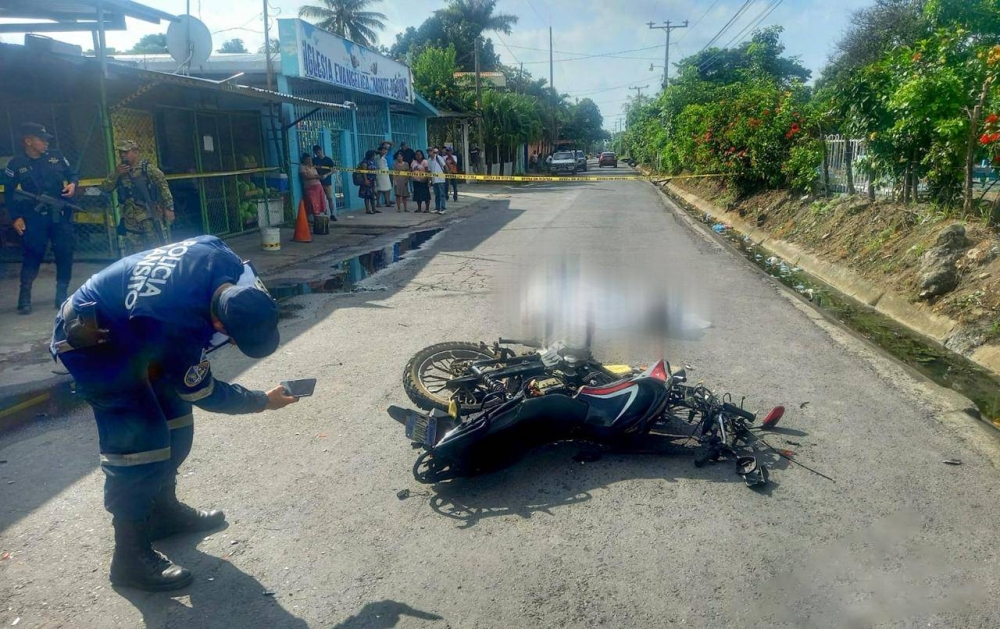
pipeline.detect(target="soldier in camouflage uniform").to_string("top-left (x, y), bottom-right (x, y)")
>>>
top-left (102, 140), bottom-right (174, 255)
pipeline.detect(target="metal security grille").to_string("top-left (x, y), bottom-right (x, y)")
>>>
top-left (356, 98), bottom-right (388, 157)
top-left (1, 102), bottom-right (117, 262)
top-left (390, 113), bottom-right (421, 151)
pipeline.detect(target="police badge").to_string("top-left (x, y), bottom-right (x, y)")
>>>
top-left (184, 360), bottom-right (211, 388)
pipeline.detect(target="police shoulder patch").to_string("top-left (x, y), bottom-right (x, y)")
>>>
top-left (183, 360), bottom-right (211, 388)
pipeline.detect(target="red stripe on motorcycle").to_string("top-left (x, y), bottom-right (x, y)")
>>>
top-left (578, 381), bottom-right (635, 396)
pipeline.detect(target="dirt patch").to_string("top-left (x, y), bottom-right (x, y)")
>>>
top-left (674, 179), bottom-right (1000, 346)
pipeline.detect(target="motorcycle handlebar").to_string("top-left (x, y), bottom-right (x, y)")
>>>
top-left (722, 402), bottom-right (755, 422)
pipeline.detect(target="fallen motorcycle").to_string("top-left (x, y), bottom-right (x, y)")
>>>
top-left (391, 339), bottom-right (786, 488)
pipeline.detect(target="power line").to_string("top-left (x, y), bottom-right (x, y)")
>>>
top-left (678, 0), bottom-right (721, 42)
top-left (517, 54), bottom-right (667, 65)
top-left (493, 32), bottom-right (522, 65)
top-left (697, 0), bottom-right (783, 73)
top-left (565, 76), bottom-right (655, 96)
top-left (523, 0), bottom-right (548, 26)
top-left (700, 0), bottom-right (754, 52)
top-left (503, 43), bottom-right (664, 58)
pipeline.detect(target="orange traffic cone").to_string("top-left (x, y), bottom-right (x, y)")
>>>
top-left (291, 199), bottom-right (312, 243)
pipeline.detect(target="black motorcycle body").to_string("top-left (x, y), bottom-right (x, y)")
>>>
top-left (397, 361), bottom-right (678, 483)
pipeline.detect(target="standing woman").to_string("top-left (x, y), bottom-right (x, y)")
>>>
top-left (299, 153), bottom-right (325, 224)
top-left (393, 152), bottom-right (411, 212)
top-left (358, 149), bottom-right (379, 214)
top-left (375, 146), bottom-right (392, 208)
top-left (410, 150), bottom-right (431, 213)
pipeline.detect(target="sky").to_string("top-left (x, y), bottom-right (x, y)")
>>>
top-left (1, 0), bottom-right (874, 130)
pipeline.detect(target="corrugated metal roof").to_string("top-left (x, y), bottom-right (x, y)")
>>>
top-left (107, 65), bottom-right (353, 110)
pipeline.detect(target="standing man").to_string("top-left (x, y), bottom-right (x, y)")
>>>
top-left (470, 144), bottom-right (481, 175)
top-left (444, 147), bottom-right (461, 202)
top-left (428, 147), bottom-right (447, 214)
top-left (52, 235), bottom-right (299, 591)
top-left (312, 144), bottom-right (338, 221)
top-left (4, 122), bottom-right (79, 314)
top-left (101, 140), bottom-right (174, 256)
top-left (393, 141), bottom-right (415, 165)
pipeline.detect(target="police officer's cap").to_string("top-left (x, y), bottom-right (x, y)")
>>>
top-left (116, 140), bottom-right (140, 152)
top-left (215, 285), bottom-right (280, 359)
top-left (20, 122), bottom-right (54, 141)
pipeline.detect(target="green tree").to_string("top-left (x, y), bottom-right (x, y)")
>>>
top-left (389, 16), bottom-right (501, 71)
top-left (257, 39), bottom-right (280, 54)
top-left (438, 0), bottom-right (518, 39)
top-left (298, 0), bottom-right (387, 48)
top-left (128, 33), bottom-right (168, 54)
top-left (481, 90), bottom-right (542, 172)
top-left (412, 45), bottom-right (473, 111)
top-left (562, 99), bottom-right (607, 149)
top-left (217, 38), bottom-right (248, 54)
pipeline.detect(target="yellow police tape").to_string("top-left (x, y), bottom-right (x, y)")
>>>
top-left (343, 168), bottom-right (724, 183)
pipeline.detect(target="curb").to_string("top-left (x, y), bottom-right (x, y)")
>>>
top-left (659, 181), bottom-right (1000, 379)
top-left (0, 376), bottom-right (77, 435)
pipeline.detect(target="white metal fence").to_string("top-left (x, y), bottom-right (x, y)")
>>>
top-left (823, 135), bottom-right (893, 198)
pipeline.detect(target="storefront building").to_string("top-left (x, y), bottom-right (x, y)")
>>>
top-left (115, 19), bottom-right (437, 214)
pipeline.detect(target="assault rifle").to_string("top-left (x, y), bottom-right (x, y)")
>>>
top-left (14, 189), bottom-right (88, 223)
top-left (126, 167), bottom-right (166, 243)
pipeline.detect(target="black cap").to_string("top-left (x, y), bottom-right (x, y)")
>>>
top-left (21, 122), bottom-right (53, 141)
top-left (215, 285), bottom-right (280, 358)
top-left (312, 144), bottom-right (322, 152)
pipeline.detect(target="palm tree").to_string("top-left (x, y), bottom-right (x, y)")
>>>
top-left (298, 0), bottom-right (387, 48)
top-left (438, 0), bottom-right (518, 39)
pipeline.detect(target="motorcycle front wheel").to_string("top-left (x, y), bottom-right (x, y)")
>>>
top-left (403, 341), bottom-right (497, 412)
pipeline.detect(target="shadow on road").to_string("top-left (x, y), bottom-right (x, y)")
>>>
top-left (113, 544), bottom-right (308, 628)
top-left (333, 600), bottom-right (444, 628)
top-left (423, 433), bottom-right (797, 528)
top-left (0, 199), bottom-right (521, 537)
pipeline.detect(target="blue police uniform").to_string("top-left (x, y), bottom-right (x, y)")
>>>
top-left (4, 147), bottom-right (79, 311)
top-left (53, 236), bottom-right (271, 519)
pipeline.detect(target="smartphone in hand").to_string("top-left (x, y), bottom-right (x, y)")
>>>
top-left (281, 378), bottom-right (317, 398)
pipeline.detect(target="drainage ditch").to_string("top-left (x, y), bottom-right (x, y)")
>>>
top-left (677, 199), bottom-right (1000, 425)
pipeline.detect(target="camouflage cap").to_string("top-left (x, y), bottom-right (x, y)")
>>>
top-left (116, 140), bottom-right (140, 152)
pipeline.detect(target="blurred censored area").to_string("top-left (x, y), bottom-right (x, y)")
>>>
top-left (497, 254), bottom-right (713, 357)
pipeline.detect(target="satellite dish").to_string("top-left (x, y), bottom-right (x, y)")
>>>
top-left (166, 15), bottom-right (212, 68)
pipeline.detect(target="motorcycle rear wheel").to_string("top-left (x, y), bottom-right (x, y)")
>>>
top-left (403, 341), bottom-right (497, 412)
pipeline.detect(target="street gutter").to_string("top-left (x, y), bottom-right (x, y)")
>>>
top-left (653, 179), bottom-right (1000, 429)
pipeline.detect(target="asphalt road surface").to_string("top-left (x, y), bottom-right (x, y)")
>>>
top-left (3, 163), bottom-right (1000, 628)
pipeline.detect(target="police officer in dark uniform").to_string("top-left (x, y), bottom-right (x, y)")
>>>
top-left (4, 122), bottom-right (79, 314)
top-left (51, 235), bottom-right (299, 591)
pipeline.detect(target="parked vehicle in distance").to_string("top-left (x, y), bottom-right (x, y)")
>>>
top-left (574, 150), bottom-right (588, 172)
top-left (599, 152), bottom-right (618, 168)
top-left (549, 151), bottom-right (578, 175)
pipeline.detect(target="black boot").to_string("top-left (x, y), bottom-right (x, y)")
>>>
top-left (149, 483), bottom-right (226, 541)
top-left (16, 284), bottom-right (31, 315)
top-left (110, 518), bottom-right (193, 591)
top-left (54, 283), bottom-right (68, 310)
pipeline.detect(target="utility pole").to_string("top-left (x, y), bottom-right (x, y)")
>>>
top-left (647, 20), bottom-right (688, 89)
top-left (263, 0), bottom-right (273, 91)
top-left (629, 85), bottom-right (649, 102)
top-left (549, 26), bottom-right (557, 152)
top-left (475, 37), bottom-right (485, 174)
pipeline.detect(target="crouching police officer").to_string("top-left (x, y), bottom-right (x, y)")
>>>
top-left (101, 140), bottom-right (174, 255)
top-left (4, 122), bottom-right (79, 314)
top-left (51, 235), bottom-right (298, 591)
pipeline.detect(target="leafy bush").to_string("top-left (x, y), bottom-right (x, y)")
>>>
top-left (784, 139), bottom-right (824, 192)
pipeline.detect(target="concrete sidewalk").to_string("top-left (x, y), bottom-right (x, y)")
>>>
top-left (0, 185), bottom-right (507, 428)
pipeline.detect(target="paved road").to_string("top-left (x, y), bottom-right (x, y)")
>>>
top-left (3, 166), bottom-right (1000, 628)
